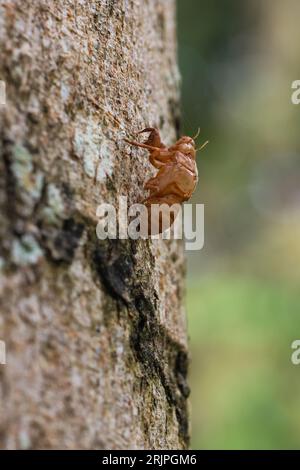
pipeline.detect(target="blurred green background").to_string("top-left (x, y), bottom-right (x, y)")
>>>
top-left (177, 0), bottom-right (300, 449)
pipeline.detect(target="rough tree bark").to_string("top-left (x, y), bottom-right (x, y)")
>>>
top-left (0, 0), bottom-right (189, 449)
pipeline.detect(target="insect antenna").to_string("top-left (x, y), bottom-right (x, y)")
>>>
top-left (196, 140), bottom-right (209, 152)
top-left (192, 127), bottom-right (201, 140)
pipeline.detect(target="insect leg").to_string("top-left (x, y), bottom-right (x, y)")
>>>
top-left (137, 128), bottom-right (166, 149)
top-left (124, 138), bottom-right (161, 152)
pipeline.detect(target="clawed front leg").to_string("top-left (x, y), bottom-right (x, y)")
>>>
top-left (137, 128), bottom-right (166, 149)
top-left (124, 138), bottom-right (161, 152)
top-left (124, 127), bottom-right (166, 154)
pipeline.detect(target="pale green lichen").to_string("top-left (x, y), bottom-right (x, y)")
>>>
top-left (73, 116), bottom-right (114, 181)
top-left (73, 116), bottom-right (100, 178)
top-left (41, 183), bottom-right (65, 225)
top-left (11, 235), bottom-right (43, 267)
top-left (11, 144), bottom-right (44, 209)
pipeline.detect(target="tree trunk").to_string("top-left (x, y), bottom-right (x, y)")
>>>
top-left (0, 0), bottom-right (189, 450)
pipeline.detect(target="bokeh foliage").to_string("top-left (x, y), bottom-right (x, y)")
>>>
top-left (177, 0), bottom-right (300, 449)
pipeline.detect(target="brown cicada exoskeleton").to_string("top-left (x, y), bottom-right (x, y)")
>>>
top-left (125, 127), bottom-right (208, 234)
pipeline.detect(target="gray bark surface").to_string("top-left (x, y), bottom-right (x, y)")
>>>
top-left (0, 0), bottom-right (189, 449)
